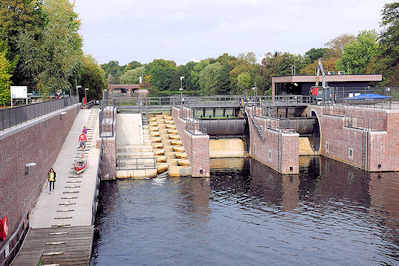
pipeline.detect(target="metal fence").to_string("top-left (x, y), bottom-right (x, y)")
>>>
top-left (99, 106), bottom-right (115, 138)
top-left (344, 116), bottom-right (386, 131)
top-left (116, 157), bottom-right (157, 170)
top-left (0, 96), bottom-right (78, 131)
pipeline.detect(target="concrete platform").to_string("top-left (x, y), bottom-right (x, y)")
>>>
top-left (29, 109), bottom-right (100, 228)
top-left (13, 109), bottom-right (100, 265)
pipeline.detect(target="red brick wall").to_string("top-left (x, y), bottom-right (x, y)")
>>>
top-left (172, 107), bottom-right (210, 177)
top-left (100, 137), bottom-right (116, 180)
top-left (308, 106), bottom-right (399, 172)
top-left (248, 111), bottom-right (299, 174)
top-left (0, 105), bottom-right (79, 236)
top-left (99, 107), bottom-right (116, 180)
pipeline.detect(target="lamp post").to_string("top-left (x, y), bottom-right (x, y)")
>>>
top-left (76, 85), bottom-right (82, 100)
top-left (251, 82), bottom-right (258, 106)
top-left (180, 76), bottom-right (184, 104)
top-left (85, 88), bottom-right (89, 105)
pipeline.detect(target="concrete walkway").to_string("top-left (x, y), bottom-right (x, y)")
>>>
top-left (13, 108), bottom-right (100, 265)
top-left (30, 108), bottom-right (100, 228)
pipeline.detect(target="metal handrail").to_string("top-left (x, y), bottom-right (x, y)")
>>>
top-left (0, 96), bottom-right (78, 131)
top-left (116, 157), bottom-right (157, 170)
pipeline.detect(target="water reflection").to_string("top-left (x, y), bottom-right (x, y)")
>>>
top-left (92, 157), bottom-right (399, 265)
top-left (177, 178), bottom-right (211, 221)
top-left (369, 172), bottom-right (399, 248)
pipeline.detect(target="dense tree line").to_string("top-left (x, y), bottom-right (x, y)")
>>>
top-left (103, 2), bottom-right (399, 96)
top-left (0, 0), bottom-right (106, 106)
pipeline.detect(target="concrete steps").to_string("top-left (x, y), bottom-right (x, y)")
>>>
top-left (148, 114), bottom-right (192, 177)
top-left (116, 113), bottom-right (157, 179)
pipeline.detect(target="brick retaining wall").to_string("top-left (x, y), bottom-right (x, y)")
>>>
top-left (172, 107), bottom-right (210, 177)
top-left (248, 109), bottom-right (299, 174)
top-left (99, 106), bottom-right (116, 180)
top-left (308, 105), bottom-right (399, 172)
top-left (0, 105), bottom-right (79, 238)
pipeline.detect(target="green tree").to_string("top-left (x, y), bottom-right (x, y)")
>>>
top-left (237, 72), bottom-right (251, 93)
top-left (145, 59), bottom-right (177, 91)
top-left (304, 48), bottom-right (327, 63)
top-left (0, 0), bottom-right (47, 86)
top-left (177, 61), bottom-right (198, 93)
top-left (79, 55), bottom-right (106, 100)
top-left (120, 66), bottom-right (145, 84)
top-left (230, 62), bottom-right (254, 94)
top-left (336, 30), bottom-right (378, 74)
top-left (374, 2), bottom-right (399, 85)
top-left (190, 59), bottom-right (210, 90)
top-left (0, 51), bottom-right (12, 106)
top-left (198, 62), bottom-right (224, 95)
top-left (123, 60), bottom-right (142, 72)
top-left (17, 0), bottom-right (82, 95)
top-left (101, 61), bottom-right (123, 84)
top-left (261, 52), bottom-right (306, 90)
top-left (216, 53), bottom-right (238, 94)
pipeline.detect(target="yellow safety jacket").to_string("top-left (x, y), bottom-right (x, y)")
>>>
top-left (48, 172), bottom-right (55, 182)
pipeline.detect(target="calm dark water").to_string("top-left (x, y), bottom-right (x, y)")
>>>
top-left (91, 157), bottom-right (399, 266)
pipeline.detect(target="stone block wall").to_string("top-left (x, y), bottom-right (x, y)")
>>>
top-left (172, 107), bottom-right (210, 177)
top-left (0, 105), bottom-right (79, 237)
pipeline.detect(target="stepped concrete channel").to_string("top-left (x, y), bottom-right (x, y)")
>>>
top-left (115, 112), bottom-right (192, 179)
top-left (115, 113), bottom-right (158, 179)
top-left (12, 109), bottom-right (100, 265)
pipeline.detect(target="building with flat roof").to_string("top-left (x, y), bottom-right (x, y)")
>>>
top-left (272, 74), bottom-right (383, 98)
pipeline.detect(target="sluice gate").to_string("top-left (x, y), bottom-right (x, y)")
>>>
top-left (198, 119), bottom-right (247, 136)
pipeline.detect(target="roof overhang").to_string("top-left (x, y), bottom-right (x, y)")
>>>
top-left (272, 74), bottom-right (382, 84)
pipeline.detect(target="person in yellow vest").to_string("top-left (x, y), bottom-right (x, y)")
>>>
top-left (48, 168), bottom-right (56, 192)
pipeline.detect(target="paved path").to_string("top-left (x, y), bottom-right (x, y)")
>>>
top-left (13, 108), bottom-right (100, 265)
top-left (29, 109), bottom-right (100, 228)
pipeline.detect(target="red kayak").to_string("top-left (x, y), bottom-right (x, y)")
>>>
top-left (74, 158), bottom-right (87, 175)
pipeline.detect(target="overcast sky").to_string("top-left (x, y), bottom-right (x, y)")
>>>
top-left (74, 0), bottom-right (391, 66)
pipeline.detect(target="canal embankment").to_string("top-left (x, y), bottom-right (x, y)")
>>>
top-left (0, 103), bottom-right (80, 265)
top-left (12, 108), bottom-right (101, 265)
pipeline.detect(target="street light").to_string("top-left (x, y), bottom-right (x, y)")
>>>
top-left (85, 88), bottom-right (89, 105)
top-left (180, 76), bottom-right (184, 104)
top-left (252, 82), bottom-right (257, 97)
top-left (76, 85), bottom-right (82, 98)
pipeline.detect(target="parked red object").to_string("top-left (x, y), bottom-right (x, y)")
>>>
top-left (1, 216), bottom-right (9, 240)
top-left (74, 158), bottom-right (87, 175)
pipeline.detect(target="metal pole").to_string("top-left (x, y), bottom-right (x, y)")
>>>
top-left (85, 88), bottom-right (88, 105)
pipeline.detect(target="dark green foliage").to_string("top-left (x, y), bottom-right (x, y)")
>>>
top-left (79, 55), bottom-right (106, 100)
top-left (374, 2), bottom-right (399, 85)
top-left (101, 61), bottom-right (123, 84)
top-left (304, 48), bottom-right (327, 63)
top-left (145, 59), bottom-right (178, 91)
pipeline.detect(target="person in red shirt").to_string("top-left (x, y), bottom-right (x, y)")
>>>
top-left (78, 133), bottom-right (87, 149)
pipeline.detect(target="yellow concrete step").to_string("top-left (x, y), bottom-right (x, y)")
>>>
top-left (299, 137), bottom-right (316, 156)
top-left (168, 166), bottom-right (192, 177)
top-left (116, 169), bottom-right (157, 179)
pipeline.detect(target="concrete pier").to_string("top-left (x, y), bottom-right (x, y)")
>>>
top-left (12, 109), bottom-right (100, 265)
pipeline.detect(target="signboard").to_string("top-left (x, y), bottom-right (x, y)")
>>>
top-left (11, 86), bottom-right (28, 99)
